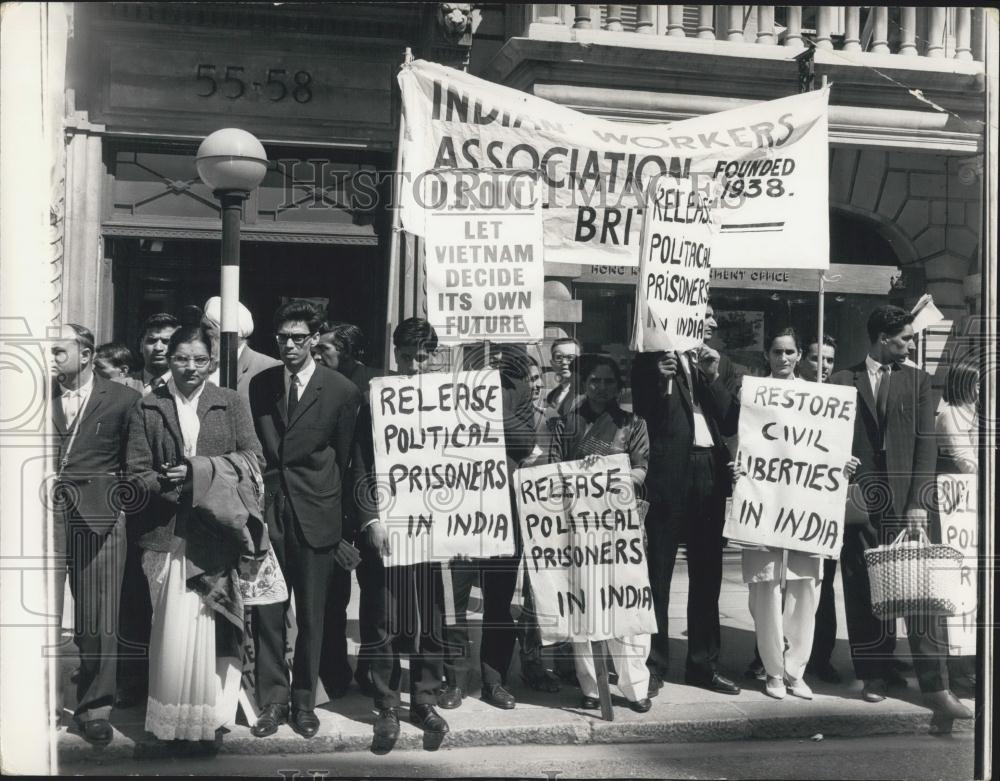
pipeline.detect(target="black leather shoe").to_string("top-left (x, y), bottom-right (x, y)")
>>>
top-left (410, 703), bottom-right (449, 734)
top-left (437, 685), bottom-right (464, 710)
top-left (685, 672), bottom-right (741, 695)
top-left (581, 696), bottom-right (600, 710)
top-left (806, 661), bottom-right (842, 684)
top-left (744, 659), bottom-right (766, 681)
top-left (647, 673), bottom-right (663, 698)
top-left (481, 683), bottom-right (516, 709)
top-left (862, 678), bottom-right (887, 703)
top-left (373, 707), bottom-right (400, 741)
top-left (522, 662), bottom-right (561, 693)
top-left (74, 716), bottom-right (113, 745)
top-left (629, 697), bottom-right (653, 713)
top-left (291, 708), bottom-right (320, 738)
top-left (251, 703), bottom-right (289, 738)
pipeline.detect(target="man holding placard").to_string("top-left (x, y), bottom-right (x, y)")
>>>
top-left (830, 305), bottom-right (970, 719)
top-left (630, 175), bottom-right (741, 698)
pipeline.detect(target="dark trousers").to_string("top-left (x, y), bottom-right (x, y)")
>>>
top-left (516, 572), bottom-right (543, 664)
top-left (809, 557), bottom-right (839, 667)
top-left (116, 530), bottom-right (152, 698)
top-left (646, 448), bottom-right (727, 680)
top-left (364, 551), bottom-right (445, 709)
top-left (443, 556), bottom-right (519, 690)
top-left (840, 519), bottom-right (948, 693)
top-left (254, 491), bottom-right (339, 710)
top-left (65, 513), bottom-right (127, 721)
top-left (318, 563), bottom-right (353, 692)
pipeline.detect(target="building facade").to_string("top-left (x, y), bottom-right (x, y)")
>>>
top-left (58, 3), bottom-right (989, 382)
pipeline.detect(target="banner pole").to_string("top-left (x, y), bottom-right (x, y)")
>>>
top-left (817, 270), bottom-right (825, 386)
top-left (386, 47), bottom-right (414, 371)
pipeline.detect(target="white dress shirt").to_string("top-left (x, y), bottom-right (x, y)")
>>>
top-left (865, 354), bottom-right (891, 398)
top-left (168, 378), bottom-right (205, 458)
top-left (59, 373), bottom-right (94, 428)
top-left (680, 352), bottom-right (714, 447)
top-left (284, 357), bottom-right (317, 414)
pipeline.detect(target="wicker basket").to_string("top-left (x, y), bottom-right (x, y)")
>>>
top-left (864, 529), bottom-right (964, 620)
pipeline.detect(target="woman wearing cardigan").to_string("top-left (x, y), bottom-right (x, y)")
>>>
top-left (127, 325), bottom-right (265, 742)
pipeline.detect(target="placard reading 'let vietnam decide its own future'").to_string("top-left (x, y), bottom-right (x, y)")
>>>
top-left (370, 370), bottom-right (514, 566)
top-left (724, 377), bottom-right (857, 558)
top-left (424, 172), bottom-right (544, 345)
top-left (631, 174), bottom-right (716, 354)
top-left (515, 454), bottom-right (657, 643)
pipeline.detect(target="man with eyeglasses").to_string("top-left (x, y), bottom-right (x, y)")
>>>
top-left (248, 301), bottom-right (362, 739)
top-left (546, 337), bottom-right (581, 417)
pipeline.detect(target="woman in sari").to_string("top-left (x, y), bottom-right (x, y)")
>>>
top-left (127, 325), bottom-right (265, 742)
top-left (558, 353), bottom-right (652, 712)
top-left (738, 328), bottom-right (858, 700)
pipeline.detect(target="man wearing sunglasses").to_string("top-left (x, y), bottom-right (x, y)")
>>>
top-left (248, 301), bottom-right (362, 739)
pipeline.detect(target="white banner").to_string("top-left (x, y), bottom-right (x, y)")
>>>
top-left (424, 171), bottom-right (545, 344)
top-left (514, 455), bottom-right (657, 644)
top-left (399, 59), bottom-right (829, 269)
top-left (724, 378), bottom-right (857, 557)
top-left (937, 474), bottom-right (977, 656)
top-left (370, 370), bottom-right (514, 566)
top-left (631, 173), bottom-right (716, 353)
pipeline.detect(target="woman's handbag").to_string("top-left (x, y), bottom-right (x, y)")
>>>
top-left (238, 543), bottom-right (288, 606)
top-left (863, 528), bottom-right (963, 620)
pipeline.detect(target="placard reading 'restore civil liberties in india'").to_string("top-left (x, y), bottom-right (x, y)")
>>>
top-left (724, 377), bottom-right (858, 558)
top-left (370, 370), bottom-right (514, 566)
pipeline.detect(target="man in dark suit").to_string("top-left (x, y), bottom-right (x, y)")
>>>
top-left (632, 327), bottom-right (742, 698)
top-left (128, 313), bottom-right (179, 396)
top-left (831, 305), bottom-right (971, 718)
top-left (202, 296), bottom-right (281, 401)
top-left (545, 337), bottom-right (580, 417)
top-left (248, 301), bottom-right (362, 739)
top-left (51, 324), bottom-right (140, 744)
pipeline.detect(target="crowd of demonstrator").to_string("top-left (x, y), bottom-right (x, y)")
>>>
top-left (52, 298), bottom-right (978, 752)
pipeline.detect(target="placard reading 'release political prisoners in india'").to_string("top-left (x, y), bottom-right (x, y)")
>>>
top-left (937, 473), bottom-right (977, 656)
top-left (724, 377), bottom-right (858, 558)
top-left (631, 173), bottom-right (716, 354)
top-left (515, 454), bottom-right (657, 643)
top-left (370, 370), bottom-right (514, 566)
top-left (424, 171), bottom-right (545, 345)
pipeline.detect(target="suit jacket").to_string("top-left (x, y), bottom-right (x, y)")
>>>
top-left (249, 363), bottom-right (362, 548)
top-left (125, 382), bottom-right (264, 550)
top-left (237, 346), bottom-right (281, 401)
top-left (52, 375), bottom-right (140, 531)
top-left (545, 382), bottom-right (580, 418)
top-left (630, 351), bottom-right (739, 513)
top-left (830, 360), bottom-right (936, 518)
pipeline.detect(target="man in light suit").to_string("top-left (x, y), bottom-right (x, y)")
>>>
top-left (202, 296), bottom-right (281, 400)
top-left (51, 324), bottom-right (140, 744)
top-left (831, 305), bottom-right (971, 719)
top-left (248, 301), bottom-right (362, 739)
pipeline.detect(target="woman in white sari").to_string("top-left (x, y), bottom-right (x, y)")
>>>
top-left (127, 325), bottom-right (265, 742)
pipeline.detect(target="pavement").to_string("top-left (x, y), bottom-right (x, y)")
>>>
top-left (55, 555), bottom-right (979, 763)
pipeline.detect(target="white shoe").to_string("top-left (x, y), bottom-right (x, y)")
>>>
top-left (785, 677), bottom-right (814, 699)
top-left (764, 675), bottom-right (786, 699)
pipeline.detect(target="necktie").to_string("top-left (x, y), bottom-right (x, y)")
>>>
top-left (287, 374), bottom-right (300, 419)
top-left (876, 363), bottom-right (892, 445)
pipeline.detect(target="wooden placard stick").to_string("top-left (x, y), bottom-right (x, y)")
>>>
top-left (591, 640), bottom-right (614, 721)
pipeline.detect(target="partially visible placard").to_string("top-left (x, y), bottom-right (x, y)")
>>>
top-left (937, 473), bottom-right (977, 656)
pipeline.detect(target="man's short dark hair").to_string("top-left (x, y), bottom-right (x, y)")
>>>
top-left (866, 305), bottom-right (913, 343)
top-left (550, 337), bottom-right (581, 356)
top-left (320, 321), bottom-right (366, 360)
top-left (66, 323), bottom-right (95, 353)
top-left (95, 342), bottom-right (134, 369)
top-left (393, 317), bottom-right (438, 352)
top-left (140, 313), bottom-right (180, 340)
top-left (808, 334), bottom-right (838, 351)
top-left (273, 300), bottom-right (323, 334)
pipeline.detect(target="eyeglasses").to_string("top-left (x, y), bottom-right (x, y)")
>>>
top-left (170, 356), bottom-right (211, 368)
top-left (275, 332), bottom-right (314, 346)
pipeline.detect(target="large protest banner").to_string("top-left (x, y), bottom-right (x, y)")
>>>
top-left (398, 59), bottom-right (829, 270)
top-left (724, 377), bottom-right (857, 557)
top-left (424, 171), bottom-right (545, 344)
top-left (936, 473), bottom-right (977, 656)
top-left (370, 369), bottom-right (514, 566)
top-left (514, 454), bottom-right (657, 643)
top-left (631, 173), bottom-right (716, 353)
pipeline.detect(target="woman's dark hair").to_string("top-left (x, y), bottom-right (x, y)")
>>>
top-left (943, 356), bottom-right (980, 406)
top-left (765, 326), bottom-right (801, 353)
top-left (166, 325), bottom-right (214, 358)
top-left (95, 342), bottom-right (134, 369)
top-left (574, 353), bottom-right (623, 390)
top-left (273, 300), bottom-right (323, 334)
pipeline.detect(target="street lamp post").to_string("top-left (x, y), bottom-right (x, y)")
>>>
top-left (195, 128), bottom-right (268, 390)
